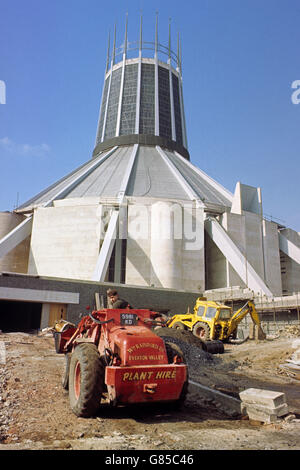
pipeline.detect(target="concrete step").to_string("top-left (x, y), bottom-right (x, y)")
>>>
top-left (242, 405), bottom-right (284, 424)
top-left (241, 402), bottom-right (289, 417)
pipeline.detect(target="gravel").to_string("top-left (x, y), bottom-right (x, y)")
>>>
top-left (153, 327), bottom-right (233, 382)
top-left (0, 365), bottom-right (11, 442)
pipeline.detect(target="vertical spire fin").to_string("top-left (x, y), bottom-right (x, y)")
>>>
top-left (124, 12), bottom-right (128, 57)
top-left (105, 30), bottom-right (111, 74)
top-left (177, 32), bottom-right (180, 71)
top-left (139, 12), bottom-right (143, 53)
top-left (155, 12), bottom-right (158, 58)
top-left (168, 17), bottom-right (172, 63)
top-left (112, 23), bottom-right (116, 65)
top-left (180, 35), bottom-right (182, 75)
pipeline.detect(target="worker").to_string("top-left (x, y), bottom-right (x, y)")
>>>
top-left (106, 288), bottom-right (114, 308)
top-left (107, 289), bottom-right (132, 309)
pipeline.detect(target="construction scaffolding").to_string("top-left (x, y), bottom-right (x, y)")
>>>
top-left (203, 287), bottom-right (300, 337)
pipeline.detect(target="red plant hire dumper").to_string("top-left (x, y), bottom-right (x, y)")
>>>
top-left (54, 308), bottom-right (188, 417)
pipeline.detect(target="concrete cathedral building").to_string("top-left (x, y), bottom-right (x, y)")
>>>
top-left (1, 17), bottom-right (300, 312)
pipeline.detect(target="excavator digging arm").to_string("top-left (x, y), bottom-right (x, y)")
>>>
top-left (228, 301), bottom-right (260, 335)
top-left (246, 301), bottom-right (261, 325)
top-left (228, 301), bottom-right (265, 339)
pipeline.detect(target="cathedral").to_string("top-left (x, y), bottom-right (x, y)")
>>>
top-left (1, 17), bottom-right (300, 303)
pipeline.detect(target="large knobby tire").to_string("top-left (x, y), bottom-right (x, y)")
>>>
top-left (193, 321), bottom-right (210, 341)
top-left (62, 353), bottom-right (71, 390)
top-left (68, 343), bottom-right (105, 417)
top-left (165, 341), bottom-right (188, 408)
top-left (165, 341), bottom-right (185, 363)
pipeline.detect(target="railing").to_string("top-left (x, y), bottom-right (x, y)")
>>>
top-left (110, 41), bottom-right (180, 71)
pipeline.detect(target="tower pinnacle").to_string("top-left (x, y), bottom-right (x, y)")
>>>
top-left (94, 17), bottom-right (188, 159)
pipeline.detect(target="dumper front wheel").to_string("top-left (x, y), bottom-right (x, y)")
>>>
top-left (165, 341), bottom-right (188, 408)
top-left (62, 353), bottom-right (71, 390)
top-left (69, 343), bottom-right (104, 417)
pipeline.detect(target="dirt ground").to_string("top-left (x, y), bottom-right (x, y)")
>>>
top-left (0, 328), bottom-right (300, 451)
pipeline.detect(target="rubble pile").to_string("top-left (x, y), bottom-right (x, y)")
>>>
top-left (279, 338), bottom-right (300, 378)
top-left (154, 327), bottom-right (218, 365)
top-left (0, 364), bottom-right (11, 442)
top-left (154, 327), bottom-right (238, 383)
top-left (278, 325), bottom-right (300, 338)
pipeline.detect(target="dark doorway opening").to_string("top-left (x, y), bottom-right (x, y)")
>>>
top-left (0, 301), bottom-right (42, 332)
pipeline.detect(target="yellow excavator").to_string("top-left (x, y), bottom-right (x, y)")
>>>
top-left (167, 298), bottom-right (266, 342)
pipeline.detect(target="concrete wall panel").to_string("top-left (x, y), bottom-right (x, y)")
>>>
top-left (28, 205), bottom-right (101, 280)
top-left (0, 212), bottom-right (30, 273)
top-left (280, 228), bottom-right (300, 294)
top-left (262, 220), bottom-right (282, 295)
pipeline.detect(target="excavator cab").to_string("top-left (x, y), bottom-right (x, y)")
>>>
top-left (192, 301), bottom-right (234, 341)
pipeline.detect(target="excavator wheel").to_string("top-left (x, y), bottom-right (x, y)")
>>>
top-left (193, 322), bottom-right (210, 341)
top-left (68, 343), bottom-right (105, 417)
top-left (171, 322), bottom-right (186, 330)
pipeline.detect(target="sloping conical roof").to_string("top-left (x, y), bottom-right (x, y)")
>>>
top-left (17, 144), bottom-right (233, 213)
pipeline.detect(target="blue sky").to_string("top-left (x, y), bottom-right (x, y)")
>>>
top-left (0, 0), bottom-right (300, 230)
